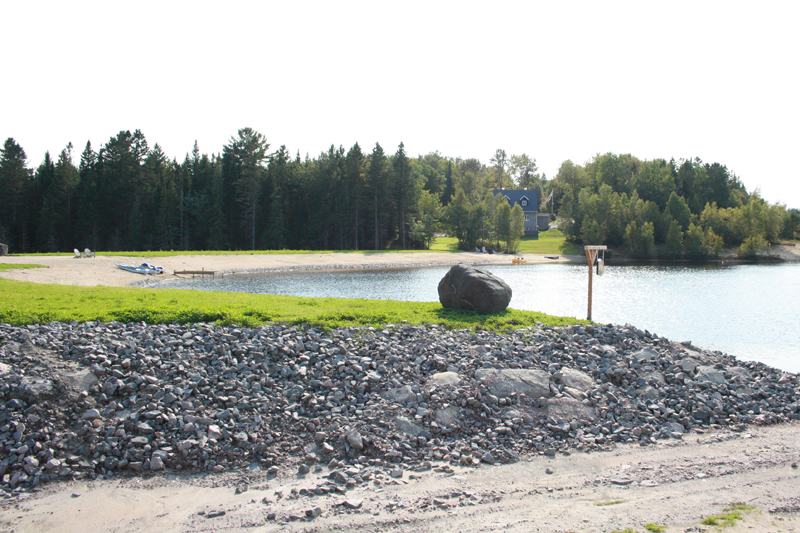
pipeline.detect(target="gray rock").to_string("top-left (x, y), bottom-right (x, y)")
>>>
top-left (342, 499), bottom-right (363, 509)
top-left (475, 368), bottom-right (549, 399)
top-left (636, 386), bottom-right (661, 401)
top-left (427, 372), bottom-right (461, 387)
top-left (438, 264), bottom-right (512, 314)
top-left (17, 377), bottom-right (56, 402)
top-left (695, 366), bottom-right (726, 385)
top-left (547, 396), bottom-right (597, 423)
top-left (434, 406), bottom-right (460, 427)
top-left (556, 368), bottom-right (595, 391)
top-left (383, 385), bottom-right (415, 404)
top-left (0, 318), bottom-right (796, 495)
top-left (393, 416), bottom-right (424, 436)
top-left (346, 429), bottom-right (364, 450)
top-left (150, 456), bottom-right (165, 470)
top-left (630, 347), bottom-right (658, 362)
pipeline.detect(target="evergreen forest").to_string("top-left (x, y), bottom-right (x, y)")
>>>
top-left (1, 129), bottom-right (797, 259)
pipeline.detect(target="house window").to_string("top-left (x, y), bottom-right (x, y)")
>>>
top-left (524, 214), bottom-right (530, 221)
top-left (521, 199), bottom-right (528, 206)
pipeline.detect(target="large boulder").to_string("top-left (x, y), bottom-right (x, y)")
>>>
top-left (438, 264), bottom-right (512, 314)
top-left (474, 368), bottom-right (550, 399)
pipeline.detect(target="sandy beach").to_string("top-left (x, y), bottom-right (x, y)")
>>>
top-left (1, 244), bottom-right (797, 288)
top-left (0, 251), bottom-right (582, 288)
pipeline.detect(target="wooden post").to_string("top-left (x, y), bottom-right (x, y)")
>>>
top-left (584, 245), bottom-right (607, 321)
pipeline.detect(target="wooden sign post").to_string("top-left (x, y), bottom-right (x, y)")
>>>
top-left (584, 245), bottom-right (607, 321)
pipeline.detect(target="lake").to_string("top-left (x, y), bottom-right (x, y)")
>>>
top-left (157, 262), bottom-right (800, 373)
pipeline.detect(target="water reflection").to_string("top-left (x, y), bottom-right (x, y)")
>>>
top-left (157, 263), bottom-right (800, 373)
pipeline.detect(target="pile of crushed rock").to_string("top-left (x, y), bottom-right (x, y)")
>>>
top-left (1, 321), bottom-right (798, 497)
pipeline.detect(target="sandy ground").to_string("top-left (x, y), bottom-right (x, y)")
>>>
top-left (0, 252), bottom-right (582, 288)
top-left (1, 423), bottom-right (798, 533)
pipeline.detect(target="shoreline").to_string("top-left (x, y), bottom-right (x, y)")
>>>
top-left (1, 243), bottom-right (798, 288)
top-left (0, 252), bottom-right (585, 288)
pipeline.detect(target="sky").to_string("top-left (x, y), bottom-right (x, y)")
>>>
top-left (2, 1), bottom-right (799, 208)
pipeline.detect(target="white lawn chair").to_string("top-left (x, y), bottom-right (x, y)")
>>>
top-left (74, 249), bottom-right (82, 258)
top-left (84, 248), bottom-right (96, 258)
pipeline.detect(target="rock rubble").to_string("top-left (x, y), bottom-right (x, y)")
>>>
top-left (1, 320), bottom-right (798, 497)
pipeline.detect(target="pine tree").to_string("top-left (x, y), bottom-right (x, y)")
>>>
top-left (223, 128), bottom-right (270, 250)
top-left (0, 138), bottom-right (31, 251)
top-left (264, 147), bottom-right (289, 250)
top-left (367, 143), bottom-right (388, 250)
top-left (344, 143), bottom-right (365, 250)
top-left (54, 143), bottom-right (80, 249)
top-left (392, 142), bottom-right (415, 249)
top-left (441, 160), bottom-right (455, 206)
top-left (31, 152), bottom-right (57, 252)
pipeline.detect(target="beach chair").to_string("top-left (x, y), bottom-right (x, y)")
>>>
top-left (74, 248), bottom-right (82, 258)
top-left (84, 248), bottom-right (96, 258)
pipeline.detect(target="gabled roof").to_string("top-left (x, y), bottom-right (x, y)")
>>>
top-left (492, 189), bottom-right (539, 211)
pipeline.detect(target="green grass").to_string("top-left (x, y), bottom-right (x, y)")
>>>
top-left (596, 500), bottom-right (626, 506)
top-left (9, 249), bottom-right (440, 258)
top-left (5, 231), bottom-right (576, 257)
top-left (644, 524), bottom-right (666, 532)
top-left (0, 264), bottom-right (47, 272)
top-left (0, 278), bottom-right (587, 330)
top-left (515, 228), bottom-right (582, 255)
top-left (701, 504), bottom-right (756, 527)
top-left (429, 236), bottom-right (460, 252)
top-left (610, 529), bottom-right (636, 533)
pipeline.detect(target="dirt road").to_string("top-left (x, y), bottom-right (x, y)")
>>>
top-left (2, 423), bottom-right (798, 533)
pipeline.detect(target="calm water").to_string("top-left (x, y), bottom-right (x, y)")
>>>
top-left (158, 263), bottom-right (800, 373)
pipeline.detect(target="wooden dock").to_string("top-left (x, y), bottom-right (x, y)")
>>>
top-left (173, 268), bottom-right (218, 279)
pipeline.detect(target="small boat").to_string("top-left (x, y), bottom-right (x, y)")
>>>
top-left (115, 263), bottom-right (164, 275)
top-left (511, 257), bottom-right (527, 265)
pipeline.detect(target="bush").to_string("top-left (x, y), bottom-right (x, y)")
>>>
top-left (663, 219), bottom-right (683, 259)
top-left (625, 221), bottom-right (655, 259)
top-left (737, 235), bottom-right (769, 258)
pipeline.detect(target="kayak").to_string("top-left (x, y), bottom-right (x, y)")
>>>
top-left (115, 263), bottom-right (164, 275)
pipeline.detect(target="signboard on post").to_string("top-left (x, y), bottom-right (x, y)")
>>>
top-left (584, 245), bottom-right (607, 321)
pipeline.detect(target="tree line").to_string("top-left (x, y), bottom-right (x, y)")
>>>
top-left (0, 131), bottom-right (539, 254)
top-left (1, 131), bottom-right (796, 256)
top-left (551, 153), bottom-right (799, 259)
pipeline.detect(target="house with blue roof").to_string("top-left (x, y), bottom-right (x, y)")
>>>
top-left (492, 189), bottom-right (549, 235)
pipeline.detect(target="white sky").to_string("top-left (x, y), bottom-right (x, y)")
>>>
top-left (2, 1), bottom-right (798, 208)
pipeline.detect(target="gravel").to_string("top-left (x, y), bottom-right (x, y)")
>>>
top-left (1, 320), bottom-right (798, 498)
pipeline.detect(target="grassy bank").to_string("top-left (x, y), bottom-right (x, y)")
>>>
top-left (4, 230), bottom-right (577, 258)
top-left (0, 279), bottom-right (586, 331)
top-left (516, 229), bottom-right (582, 254)
top-left (432, 230), bottom-right (582, 255)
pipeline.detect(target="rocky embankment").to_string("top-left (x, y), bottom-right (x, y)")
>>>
top-left (1, 321), bottom-right (798, 499)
